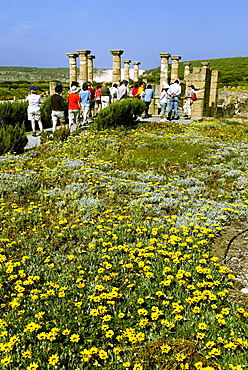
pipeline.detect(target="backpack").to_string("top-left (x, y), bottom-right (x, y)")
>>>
top-left (191, 92), bottom-right (197, 101)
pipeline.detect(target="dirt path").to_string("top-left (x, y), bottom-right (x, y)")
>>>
top-left (212, 220), bottom-right (248, 306)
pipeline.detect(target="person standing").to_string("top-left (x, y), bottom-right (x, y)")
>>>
top-left (87, 82), bottom-right (95, 118)
top-left (183, 85), bottom-right (196, 119)
top-left (132, 82), bottom-right (139, 98)
top-left (26, 86), bottom-right (43, 137)
top-left (95, 83), bottom-right (102, 114)
top-left (67, 86), bottom-right (81, 129)
top-left (136, 81), bottom-right (146, 99)
top-left (167, 79), bottom-right (181, 120)
top-left (143, 84), bottom-right (154, 118)
top-left (51, 84), bottom-right (66, 132)
top-left (159, 84), bottom-right (169, 121)
top-left (117, 80), bottom-right (128, 101)
top-left (110, 83), bottom-right (118, 103)
top-left (100, 82), bottom-right (110, 109)
top-left (79, 82), bottom-right (91, 126)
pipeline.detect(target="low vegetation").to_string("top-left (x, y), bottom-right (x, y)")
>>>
top-left (0, 119), bottom-right (247, 369)
top-left (92, 99), bottom-right (146, 130)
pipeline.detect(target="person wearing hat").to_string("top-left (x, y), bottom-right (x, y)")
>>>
top-left (117, 80), bottom-right (129, 101)
top-left (183, 85), bottom-right (196, 119)
top-left (26, 86), bottom-right (43, 137)
top-left (67, 85), bottom-right (81, 129)
top-left (159, 83), bottom-right (170, 121)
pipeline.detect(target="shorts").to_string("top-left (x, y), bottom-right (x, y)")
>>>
top-left (28, 108), bottom-right (41, 121)
top-left (52, 110), bottom-right (65, 123)
top-left (68, 109), bottom-right (80, 125)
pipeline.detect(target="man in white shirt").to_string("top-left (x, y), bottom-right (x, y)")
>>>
top-left (117, 80), bottom-right (128, 101)
top-left (26, 86), bottom-right (43, 136)
top-left (167, 80), bottom-right (181, 120)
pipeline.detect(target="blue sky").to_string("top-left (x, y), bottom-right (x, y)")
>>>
top-left (1, 0), bottom-right (247, 70)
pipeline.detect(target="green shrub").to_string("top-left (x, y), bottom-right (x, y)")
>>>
top-left (0, 124), bottom-right (28, 155)
top-left (0, 97), bottom-right (55, 132)
top-left (91, 98), bottom-right (146, 130)
top-left (0, 101), bottom-right (29, 129)
top-left (40, 96), bottom-right (52, 129)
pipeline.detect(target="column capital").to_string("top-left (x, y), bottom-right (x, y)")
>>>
top-left (110, 49), bottom-right (124, 56)
top-left (123, 60), bottom-right (131, 64)
top-left (201, 62), bottom-right (209, 67)
top-left (159, 53), bottom-right (171, 59)
top-left (77, 49), bottom-right (91, 56)
top-left (171, 55), bottom-right (181, 61)
top-left (184, 62), bottom-right (191, 66)
top-left (133, 61), bottom-right (141, 66)
top-left (88, 55), bottom-right (95, 61)
top-left (66, 53), bottom-right (78, 58)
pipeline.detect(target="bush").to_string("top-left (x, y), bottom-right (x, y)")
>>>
top-left (40, 96), bottom-right (52, 129)
top-left (0, 123), bottom-right (28, 154)
top-left (0, 97), bottom-right (56, 132)
top-left (91, 98), bottom-right (146, 130)
top-left (0, 101), bottom-right (29, 129)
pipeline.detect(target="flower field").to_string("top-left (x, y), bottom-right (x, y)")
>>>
top-left (0, 119), bottom-right (248, 370)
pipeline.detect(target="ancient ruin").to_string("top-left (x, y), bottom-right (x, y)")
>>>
top-left (66, 50), bottom-right (220, 119)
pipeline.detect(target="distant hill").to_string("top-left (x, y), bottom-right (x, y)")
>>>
top-left (142, 56), bottom-right (248, 86)
top-left (0, 66), bottom-right (145, 83)
top-left (0, 56), bottom-right (247, 87)
top-left (0, 66), bottom-right (70, 82)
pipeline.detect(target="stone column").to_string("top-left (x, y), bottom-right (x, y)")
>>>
top-left (123, 60), bottom-right (131, 81)
top-left (201, 62), bottom-right (210, 68)
top-left (184, 62), bottom-right (191, 78)
top-left (159, 53), bottom-right (171, 88)
top-left (88, 55), bottom-right (95, 83)
top-left (49, 82), bottom-right (57, 96)
top-left (133, 61), bottom-right (141, 81)
top-left (66, 53), bottom-right (78, 86)
top-left (209, 70), bottom-right (219, 116)
top-left (187, 63), bottom-right (212, 119)
top-left (170, 55), bottom-right (181, 82)
top-left (77, 50), bottom-right (91, 84)
top-left (110, 50), bottom-right (124, 84)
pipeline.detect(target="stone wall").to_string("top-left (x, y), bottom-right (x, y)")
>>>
top-left (216, 90), bottom-right (248, 119)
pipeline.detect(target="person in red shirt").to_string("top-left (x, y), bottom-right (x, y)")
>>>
top-left (132, 82), bottom-right (139, 98)
top-left (67, 86), bottom-right (81, 128)
top-left (88, 82), bottom-right (95, 117)
top-left (95, 83), bottom-right (102, 115)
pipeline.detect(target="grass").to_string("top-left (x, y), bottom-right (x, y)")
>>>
top-left (0, 119), bottom-right (248, 369)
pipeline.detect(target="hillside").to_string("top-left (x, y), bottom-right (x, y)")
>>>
top-left (0, 66), bottom-right (70, 82)
top-left (142, 56), bottom-right (248, 86)
top-left (1, 57), bottom-right (248, 86)
top-left (0, 57), bottom-right (247, 100)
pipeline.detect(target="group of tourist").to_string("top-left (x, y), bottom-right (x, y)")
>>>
top-left (159, 80), bottom-right (196, 122)
top-left (26, 80), bottom-right (197, 136)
